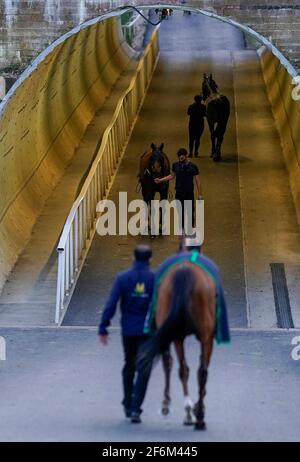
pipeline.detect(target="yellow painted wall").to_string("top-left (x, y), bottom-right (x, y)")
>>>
top-left (259, 46), bottom-right (300, 225)
top-left (0, 16), bottom-right (134, 288)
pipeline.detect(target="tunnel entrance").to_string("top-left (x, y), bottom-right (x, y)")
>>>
top-left (0, 8), bottom-right (300, 331)
top-left (61, 10), bottom-right (300, 330)
top-left (0, 3), bottom-right (297, 113)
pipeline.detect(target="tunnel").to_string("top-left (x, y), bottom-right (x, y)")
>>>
top-left (1, 4), bottom-right (300, 443)
top-left (0, 6), bottom-right (299, 332)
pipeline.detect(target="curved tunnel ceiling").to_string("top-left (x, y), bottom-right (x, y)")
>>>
top-left (0, 3), bottom-right (297, 115)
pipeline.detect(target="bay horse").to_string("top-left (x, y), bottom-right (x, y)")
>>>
top-left (139, 143), bottom-right (170, 236)
top-left (202, 73), bottom-right (230, 162)
top-left (140, 257), bottom-right (216, 430)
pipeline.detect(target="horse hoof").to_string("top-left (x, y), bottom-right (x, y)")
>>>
top-left (184, 417), bottom-right (194, 426)
top-left (194, 421), bottom-right (206, 431)
top-left (183, 405), bottom-right (195, 425)
top-left (194, 422), bottom-right (206, 431)
top-left (162, 407), bottom-right (169, 416)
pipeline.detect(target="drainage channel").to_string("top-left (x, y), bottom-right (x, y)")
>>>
top-left (270, 263), bottom-right (294, 328)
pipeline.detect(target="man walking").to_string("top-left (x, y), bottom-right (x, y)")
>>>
top-left (155, 148), bottom-right (203, 231)
top-left (98, 245), bottom-right (154, 423)
top-left (187, 95), bottom-right (206, 157)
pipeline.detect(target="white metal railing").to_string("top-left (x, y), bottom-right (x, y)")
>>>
top-left (55, 28), bottom-right (160, 324)
top-left (122, 11), bottom-right (141, 29)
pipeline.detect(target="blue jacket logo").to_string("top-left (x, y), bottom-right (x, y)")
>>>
top-left (132, 282), bottom-right (149, 298)
top-left (134, 282), bottom-right (145, 295)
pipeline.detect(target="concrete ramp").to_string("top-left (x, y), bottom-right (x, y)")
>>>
top-left (64, 13), bottom-right (300, 329)
top-left (63, 12), bottom-right (248, 327)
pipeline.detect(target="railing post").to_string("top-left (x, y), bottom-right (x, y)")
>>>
top-left (92, 178), bottom-right (97, 225)
top-left (87, 188), bottom-right (91, 237)
top-left (55, 250), bottom-right (64, 324)
top-left (70, 224), bottom-right (74, 283)
top-left (65, 236), bottom-right (70, 294)
top-left (74, 212), bottom-right (79, 271)
top-left (83, 197), bottom-right (87, 245)
top-left (79, 201), bottom-right (83, 256)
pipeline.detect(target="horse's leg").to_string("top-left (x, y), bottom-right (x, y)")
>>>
top-left (194, 336), bottom-right (214, 430)
top-left (161, 348), bottom-right (173, 415)
top-left (174, 339), bottom-right (194, 426)
top-left (141, 182), bottom-right (150, 235)
top-left (216, 114), bottom-right (229, 161)
top-left (159, 187), bottom-right (168, 235)
top-left (215, 122), bottom-right (225, 161)
top-left (148, 189), bottom-right (156, 238)
top-left (208, 121), bottom-right (216, 158)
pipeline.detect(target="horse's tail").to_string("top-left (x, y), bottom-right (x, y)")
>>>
top-left (207, 95), bottom-right (230, 125)
top-left (222, 95), bottom-right (231, 119)
top-left (139, 266), bottom-right (195, 371)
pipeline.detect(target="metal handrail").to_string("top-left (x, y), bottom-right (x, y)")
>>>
top-left (55, 27), bottom-right (159, 324)
top-left (122, 11), bottom-right (142, 28)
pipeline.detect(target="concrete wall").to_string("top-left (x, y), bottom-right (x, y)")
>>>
top-left (1, 1), bottom-right (300, 72)
top-left (0, 77), bottom-right (17, 100)
top-left (259, 45), bottom-right (300, 225)
top-left (0, 16), bottom-right (134, 289)
top-left (0, 76), bottom-right (5, 100)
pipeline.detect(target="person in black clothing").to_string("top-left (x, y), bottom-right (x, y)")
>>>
top-left (187, 95), bottom-right (206, 157)
top-left (98, 245), bottom-right (155, 423)
top-left (155, 148), bottom-right (203, 231)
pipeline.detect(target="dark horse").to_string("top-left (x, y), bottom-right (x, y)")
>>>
top-left (140, 257), bottom-right (216, 430)
top-left (202, 73), bottom-right (230, 161)
top-left (139, 143), bottom-right (170, 236)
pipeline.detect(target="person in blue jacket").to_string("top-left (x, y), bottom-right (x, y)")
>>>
top-left (98, 244), bottom-right (154, 424)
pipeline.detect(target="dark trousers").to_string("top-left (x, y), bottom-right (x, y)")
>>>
top-left (176, 191), bottom-right (195, 231)
top-left (189, 125), bottom-right (204, 156)
top-left (122, 335), bottom-right (152, 414)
